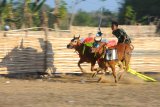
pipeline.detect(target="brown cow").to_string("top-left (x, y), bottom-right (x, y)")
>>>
top-left (67, 36), bottom-right (107, 73)
top-left (91, 42), bottom-right (134, 83)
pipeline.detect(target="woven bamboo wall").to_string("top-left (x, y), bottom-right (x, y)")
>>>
top-left (0, 32), bottom-right (46, 74)
top-left (0, 28), bottom-right (160, 74)
top-left (50, 36), bottom-right (160, 73)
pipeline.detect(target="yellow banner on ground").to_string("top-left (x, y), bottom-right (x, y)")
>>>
top-left (128, 68), bottom-right (157, 82)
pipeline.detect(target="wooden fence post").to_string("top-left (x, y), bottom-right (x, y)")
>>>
top-left (3, 32), bottom-right (7, 37)
top-left (25, 30), bottom-right (28, 37)
top-left (44, 27), bottom-right (48, 72)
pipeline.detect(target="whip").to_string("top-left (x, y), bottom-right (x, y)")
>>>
top-left (98, 7), bottom-right (103, 33)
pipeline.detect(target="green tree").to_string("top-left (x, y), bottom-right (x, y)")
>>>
top-left (101, 8), bottom-right (118, 27)
top-left (124, 5), bottom-right (136, 24)
top-left (73, 8), bottom-right (117, 27)
top-left (0, 0), bottom-right (14, 29)
top-left (119, 0), bottom-right (160, 25)
top-left (22, 0), bottom-right (46, 28)
top-left (58, 0), bottom-right (68, 29)
top-left (0, 0), bottom-right (46, 29)
top-left (73, 10), bottom-right (92, 26)
top-left (52, 0), bottom-right (68, 30)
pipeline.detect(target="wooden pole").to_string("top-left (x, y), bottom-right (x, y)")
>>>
top-left (4, 32), bottom-right (7, 37)
top-left (53, 0), bottom-right (60, 33)
top-left (25, 30), bottom-right (28, 37)
top-left (42, 6), bottom-right (49, 72)
top-left (44, 27), bottom-right (48, 71)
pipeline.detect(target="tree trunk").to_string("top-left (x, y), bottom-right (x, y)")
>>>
top-left (41, 6), bottom-right (49, 71)
top-left (8, 1), bottom-right (16, 29)
top-left (23, 0), bottom-right (32, 28)
top-left (69, 0), bottom-right (84, 30)
top-left (53, 0), bottom-right (60, 31)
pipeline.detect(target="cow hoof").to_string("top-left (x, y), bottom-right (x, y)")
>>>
top-left (92, 72), bottom-right (97, 78)
top-left (97, 77), bottom-right (102, 83)
top-left (115, 79), bottom-right (118, 83)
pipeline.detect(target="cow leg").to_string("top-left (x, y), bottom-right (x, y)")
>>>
top-left (93, 62), bottom-right (109, 78)
top-left (97, 68), bottom-right (108, 83)
top-left (92, 67), bottom-right (103, 78)
top-left (78, 59), bottom-right (86, 73)
top-left (109, 61), bottom-right (117, 83)
top-left (119, 53), bottom-right (131, 80)
top-left (91, 60), bottom-right (97, 71)
top-left (117, 61), bottom-right (124, 72)
top-left (91, 60), bottom-right (105, 78)
top-left (124, 45), bottom-right (132, 71)
top-left (97, 73), bottom-right (106, 83)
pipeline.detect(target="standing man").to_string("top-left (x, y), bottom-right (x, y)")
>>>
top-left (111, 21), bottom-right (131, 44)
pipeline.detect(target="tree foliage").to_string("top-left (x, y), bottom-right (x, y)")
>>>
top-left (58, 0), bottom-right (68, 29)
top-left (0, 0), bottom-right (119, 30)
top-left (73, 8), bottom-right (117, 27)
top-left (0, 0), bottom-right (46, 30)
top-left (124, 5), bottom-right (136, 24)
top-left (119, 0), bottom-right (160, 25)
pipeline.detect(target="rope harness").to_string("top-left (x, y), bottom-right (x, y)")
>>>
top-left (93, 43), bottom-right (107, 59)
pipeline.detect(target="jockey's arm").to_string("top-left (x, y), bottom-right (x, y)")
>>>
top-left (122, 35), bottom-right (127, 43)
top-left (119, 29), bottom-right (128, 43)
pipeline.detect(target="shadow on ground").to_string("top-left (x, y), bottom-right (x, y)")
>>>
top-left (0, 72), bottom-right (159, 84)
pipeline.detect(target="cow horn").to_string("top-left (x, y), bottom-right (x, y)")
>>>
top-left (74, 34), bottom-right (80, 39)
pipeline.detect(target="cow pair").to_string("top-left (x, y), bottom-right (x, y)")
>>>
top-left (67, 35), bottom-right (134, 83)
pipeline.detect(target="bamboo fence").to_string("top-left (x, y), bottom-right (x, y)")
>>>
top-left (0, 27), bottom-right (160, 74)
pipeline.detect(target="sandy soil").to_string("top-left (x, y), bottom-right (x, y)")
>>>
top-left (0, 73), bottom-right (160, 107)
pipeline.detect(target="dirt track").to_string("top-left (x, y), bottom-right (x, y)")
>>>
top-left (0, 74), bottom-right (160, 107)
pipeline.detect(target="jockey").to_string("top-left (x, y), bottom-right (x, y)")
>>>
top-left (93, 29), bottom-right (109, 48)
top-left (95, 29), bottom-right (108, 43)
top-left (111, 21), bottom-right (131, 44)
top-left (82, 33), bottom-right (95, 44)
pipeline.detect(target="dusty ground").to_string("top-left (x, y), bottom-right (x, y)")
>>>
top-left (0, 73), bottom-right (160, 107)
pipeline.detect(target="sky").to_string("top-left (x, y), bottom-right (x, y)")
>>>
top-left (45, 0), bottom-right (122, 12)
